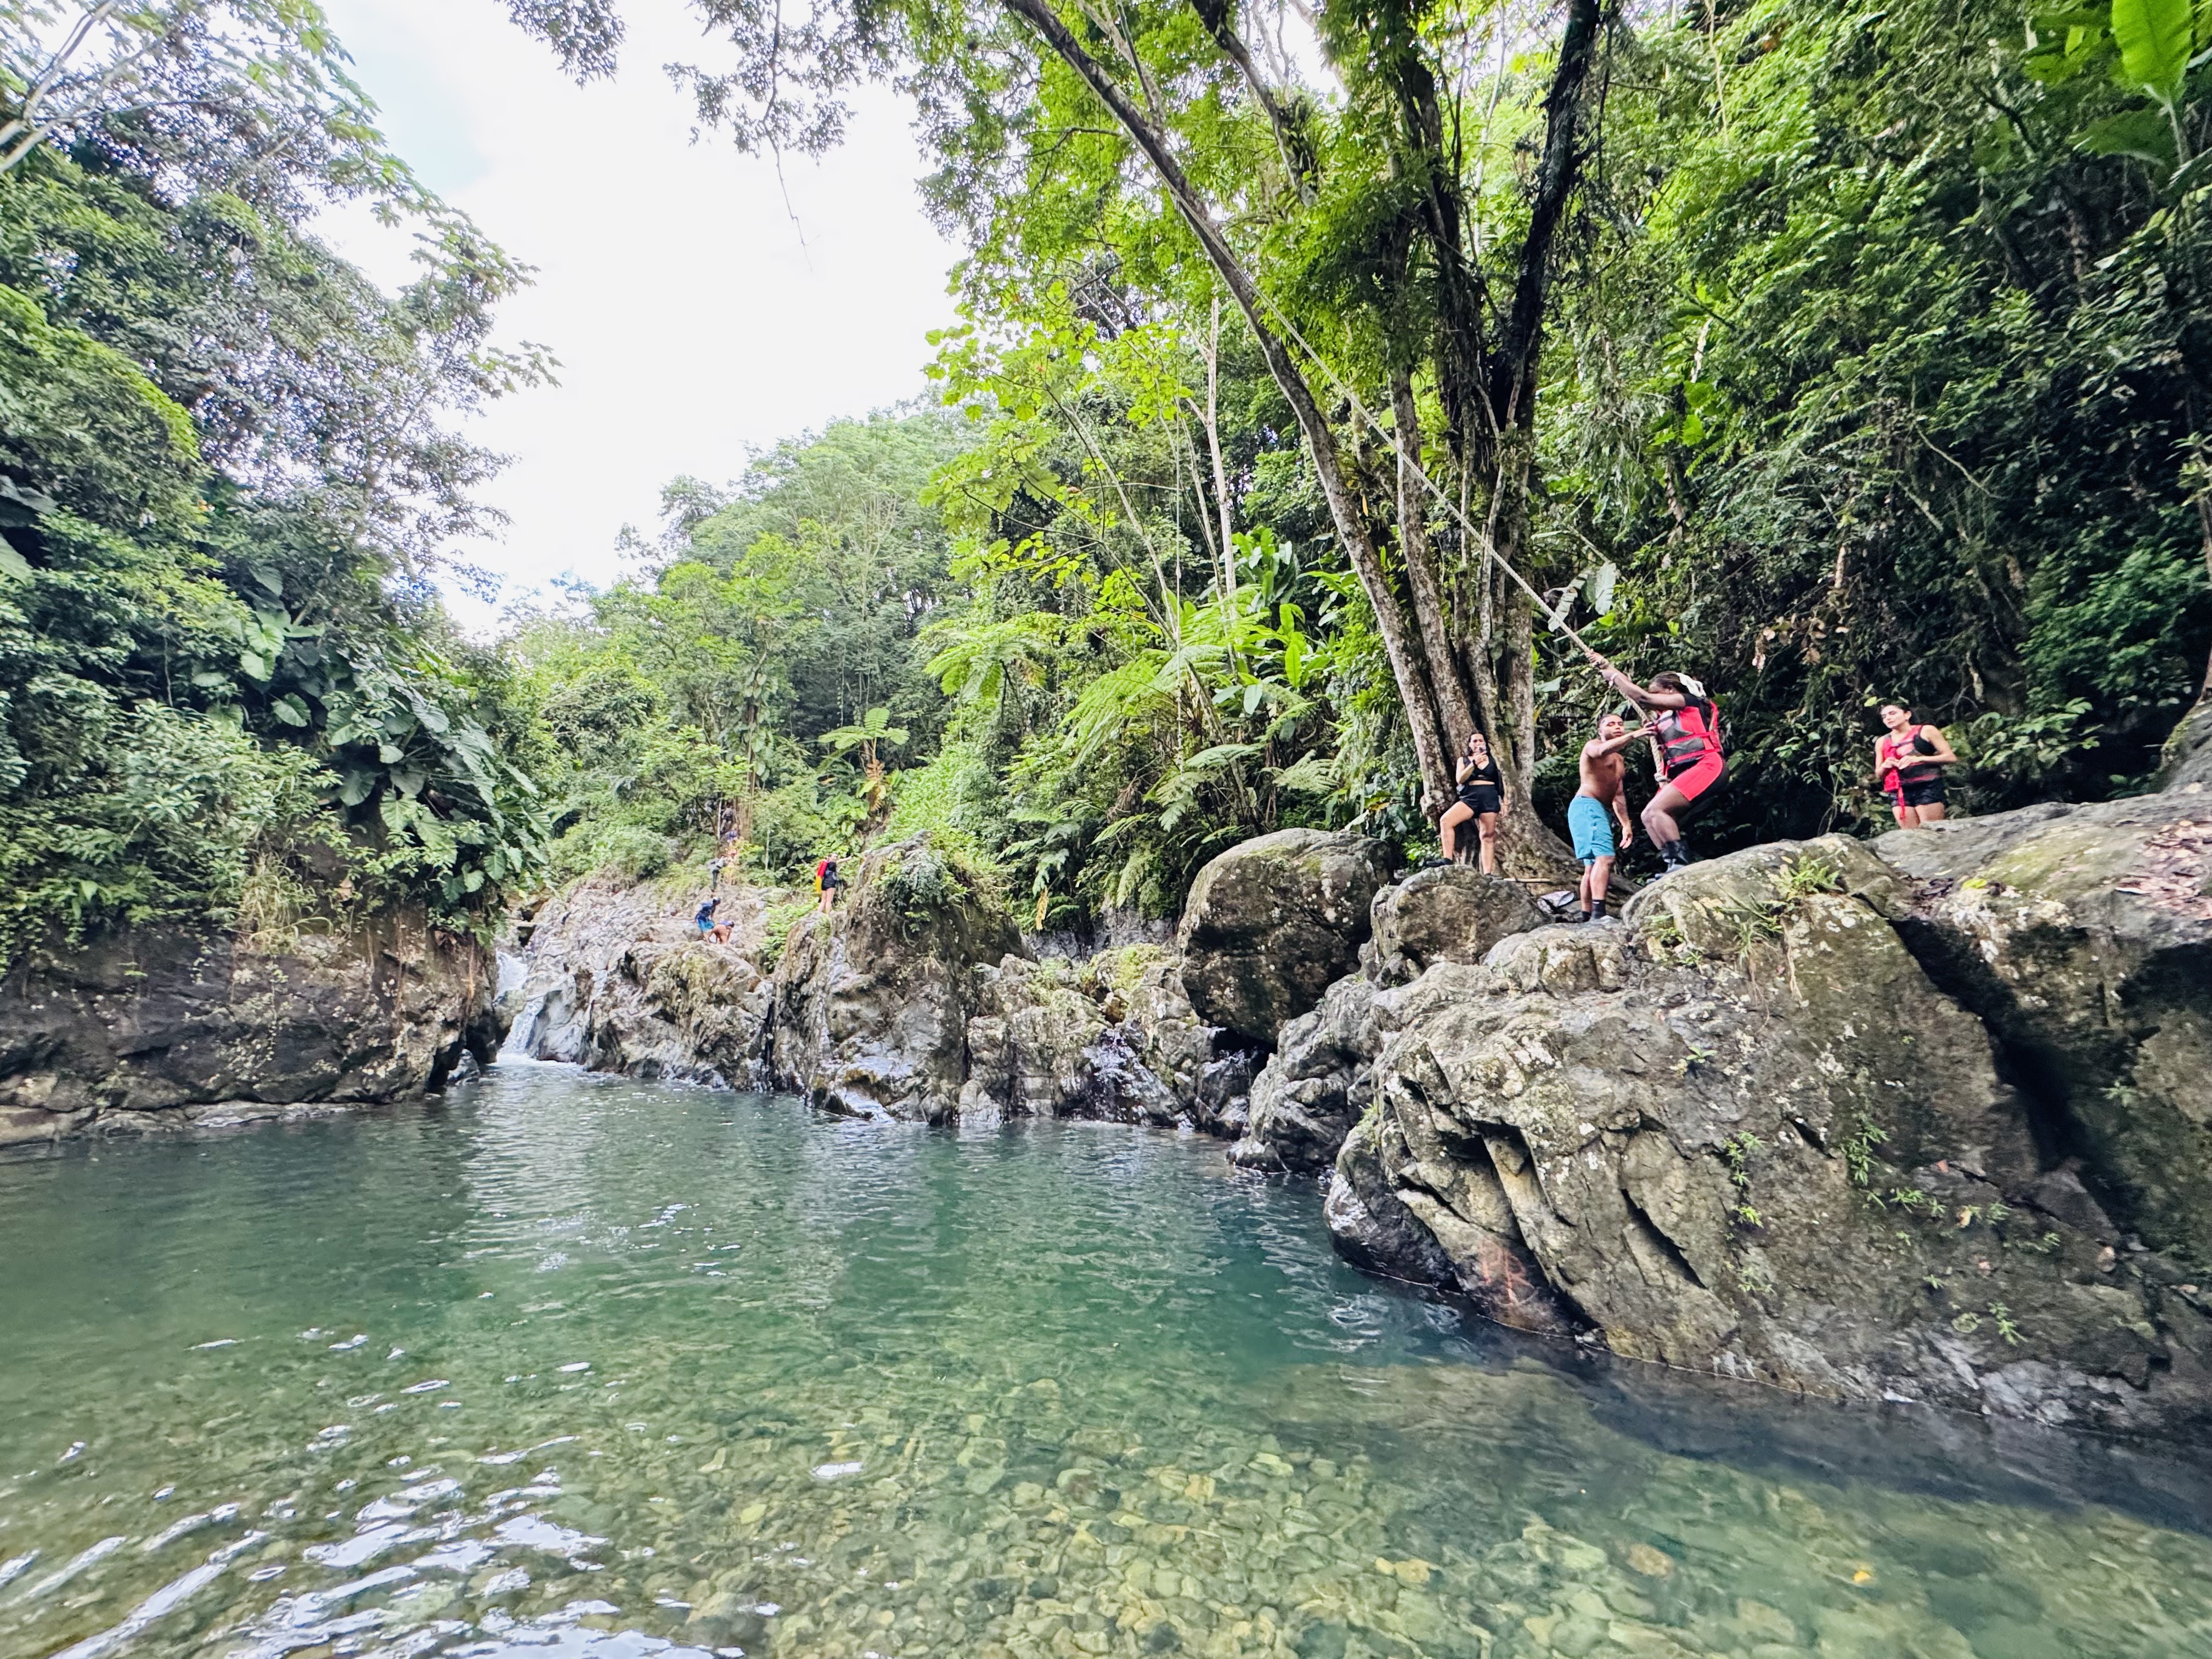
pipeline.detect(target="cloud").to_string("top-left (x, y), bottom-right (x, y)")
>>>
top-left (316, 0), bottom-right (961, 626)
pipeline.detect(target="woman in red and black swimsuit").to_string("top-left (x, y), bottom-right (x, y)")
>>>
top-left (1875, 703), bottom-right (1959, 828)
top-left (1585, 650), bottom-right (1725, 868)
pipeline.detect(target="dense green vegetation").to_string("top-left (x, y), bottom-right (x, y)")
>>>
top-left (0, 2), bottom-right (546, 966)
top-left (6, 0), bottom-right (2209, 961)
top-left (510, 0), bottom-right (2211, 918)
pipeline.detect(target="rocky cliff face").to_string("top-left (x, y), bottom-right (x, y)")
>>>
top-left (500, 874), bottom-right (776, 1085)
top-left (763, 840), bottom-right (1025, 1120)
top-left (1317, 778), bottom-right (2212, 1436)
top-left (506, 842), bottom-right (1253, 1131)
top-left (0, 911), bottom-right (500, 1147)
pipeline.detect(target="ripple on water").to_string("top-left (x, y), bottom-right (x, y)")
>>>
top-left (1, 1069), bottom-right (2210, 1659)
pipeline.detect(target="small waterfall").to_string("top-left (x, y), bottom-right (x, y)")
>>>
top-left (498, 991), bottom-right (548, 1063)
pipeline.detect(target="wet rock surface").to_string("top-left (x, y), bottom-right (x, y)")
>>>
top-left (1232, 972), bottom-right (1383, 1173)
top-left (765, 839), bottom-right (1026, 1121)
top-left (0, 910), bottom-right (499, 1146)
top-left (1325, 820), bottom-right (2212, 1436)
top-left (510, 856), bottom-right (1254, 1133)
top-left (960, 955), bottom-right (1180, 1125)
top-left (1176, 830), bottom-right (1397, 1047)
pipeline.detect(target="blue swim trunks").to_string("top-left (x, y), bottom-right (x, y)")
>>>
top-left (1567, 793), bottom-right (1615, 865)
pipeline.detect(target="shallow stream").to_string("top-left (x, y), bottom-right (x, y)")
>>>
top-left (4, 1065), bottom-right (2211, 1659)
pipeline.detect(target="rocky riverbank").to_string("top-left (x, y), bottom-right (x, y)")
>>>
top-left (1302, 776), bottom-right (2212, 1436)
top-left (367, 713), bottom-right (2212, 1435)
top-left (0, 909), bottom-right (501, 1147)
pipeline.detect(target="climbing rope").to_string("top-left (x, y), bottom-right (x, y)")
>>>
top-left (1243, 283), bottom-right (1602, 659)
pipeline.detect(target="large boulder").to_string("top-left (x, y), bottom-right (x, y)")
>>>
top-left (1870, 792), bottom-right (2212, 1267)
top-left (1230, 973), bottom-right (1381, 1172)
top-left (1176, 829), bottom-right (1396, 1047)
top-left (1232, 867), bottom-right (1551, 1172)
top-left (1328, 834), bottom-right (2212, 1436)
top-left (1367, 864), bottom-right (1547, 986)
top-left (958, 955), bottom-right (1179, 1125)
top-left (0, 911), bottom-right (499, 1146)
top-left (765, 838), bottom-right (1025, 1122)
top-left (501, 874), bottom-right (775, 1084)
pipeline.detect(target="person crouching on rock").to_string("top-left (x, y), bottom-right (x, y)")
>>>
top-left (695, 895), bottom-right (732, 944)
top-left (814, 856), bottom-right (843, 915)
top-left (1584, 648), bottom-right (1725, 868)
top-left (1439, 730), bottom-right (1505, 873)
top-left (1875, 702), bottom-right (1959, 828)
top-left (1570, 712), bottom-right (1644, 922)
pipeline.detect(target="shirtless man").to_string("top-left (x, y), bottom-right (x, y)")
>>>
top-left (1568, 712), bottom-right (1644, 922)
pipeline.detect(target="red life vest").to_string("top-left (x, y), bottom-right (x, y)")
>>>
top-left (1882, 727), bottom-right (1939, 792)
top-left (1655, 698), bottom-right (1722, 777)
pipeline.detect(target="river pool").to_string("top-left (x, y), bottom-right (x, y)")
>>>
top-left (4, 1064), bottom-right (2211, 1659)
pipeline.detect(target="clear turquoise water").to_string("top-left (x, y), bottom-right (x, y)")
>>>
top-left (4, 1064), bottom-right (2211, 1659)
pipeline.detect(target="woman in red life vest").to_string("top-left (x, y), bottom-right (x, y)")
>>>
top-left (1874, 703), bottom-right (1959, 828)
top-left (1584, 650), bottom-right (1724, 868)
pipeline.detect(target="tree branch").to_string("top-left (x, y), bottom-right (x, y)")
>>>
top-left (995, 0), bottom-right (1455, 809)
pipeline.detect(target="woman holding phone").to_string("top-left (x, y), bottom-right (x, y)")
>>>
top-left (1439, 730), bottom-right (1505, 873)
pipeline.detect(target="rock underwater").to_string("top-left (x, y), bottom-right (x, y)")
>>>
top-left (1319, 794), bottom-right (2212, 1435)
top-left (0, 909), bottom-right (501, 1146)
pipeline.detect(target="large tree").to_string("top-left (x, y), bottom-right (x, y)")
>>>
top-left (506, 0), bottom-right (1621, 872)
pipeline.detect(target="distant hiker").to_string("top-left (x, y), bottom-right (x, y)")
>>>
top-left (1875, 703), bottom-right (1959, 828)
top-left (1440, 730), bottom-right (1505, 873)
top-left (695, 896), bottom-right (731, 944)
top-left (1569, 712), bottom-right (1644, 921)
top-left (1585, 650), bottom-right (1725, 868)
top-left (815, 856), bottom-right (843, 915)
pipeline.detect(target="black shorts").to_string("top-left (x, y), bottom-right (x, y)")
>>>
top-left (1898, 777), bottom-right (1946, 809)
top-left (1457, 787), bottom-right (1502, 816)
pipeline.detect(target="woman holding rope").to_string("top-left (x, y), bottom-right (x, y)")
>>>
top-left (1583, 649), bottom-right (1726, 869)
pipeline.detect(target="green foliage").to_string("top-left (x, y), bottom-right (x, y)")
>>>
top-left (510, 411), bottom-right (969, 889)
top-left (1722, 1132), bottom-right (1765, 1227)
top-left (755, 895), bottom-right (817, 973)
top-left (0, 24), bottom-right (547, 966)
top-left (1845, 1115), bottom-right (1891, 1189)
top-left (1541, 0), bottom-right (2212, 839)
top-left (1773, 856), bottom-right (1844, 901)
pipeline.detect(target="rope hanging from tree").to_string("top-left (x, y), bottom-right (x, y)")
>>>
top-left (1242, 283), bottom-right (1602, 659)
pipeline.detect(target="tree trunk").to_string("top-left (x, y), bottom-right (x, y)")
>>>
top-left (997, 0), bottom-right (1458, 812)
top-left (1393, 373), bottom-right (1479, 754)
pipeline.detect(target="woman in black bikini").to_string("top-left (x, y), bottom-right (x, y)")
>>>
top-left (1874, 703), bottom-right (1959, 828)
top-left (1438, 731), bottom-right (1505, 873)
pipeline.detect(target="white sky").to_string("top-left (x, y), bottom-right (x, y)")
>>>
top-left (315, 0), bottom-right (962, 626)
